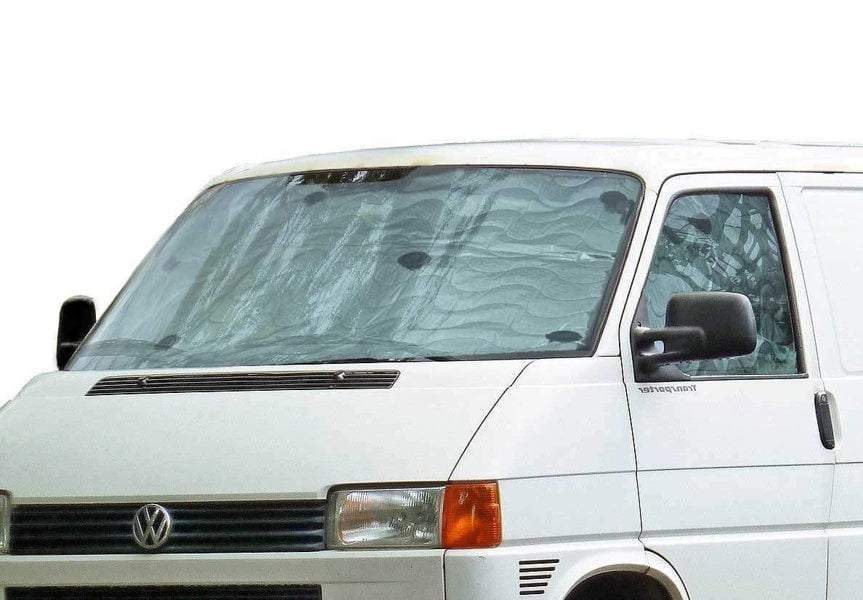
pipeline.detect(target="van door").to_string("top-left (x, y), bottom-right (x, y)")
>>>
top-left (781, 173), bottom-right (863, 600)
top-left (619, 173), bottom-right (833, 600)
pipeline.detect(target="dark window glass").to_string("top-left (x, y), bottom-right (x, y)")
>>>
top-left (643, 192), bottom-right (799, 376)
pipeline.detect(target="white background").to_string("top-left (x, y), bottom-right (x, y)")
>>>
top-left (2, 0), bottom-right (862, 403)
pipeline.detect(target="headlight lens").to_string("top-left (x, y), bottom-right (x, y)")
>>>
top-left (327, 482), bottom-right (501, 549)
top-left (0, 492), bottom-right (10, 554)
top-left (328, 486), bottom-right (444, 548)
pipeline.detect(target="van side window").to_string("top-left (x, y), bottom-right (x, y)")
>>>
top-left (642, 192), bottom-right (799, 377)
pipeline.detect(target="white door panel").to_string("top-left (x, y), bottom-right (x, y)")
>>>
top-left (780, 173), bottom-right (863, 600)
top-left (632, 378), bottom-right (829, 470)
top-left (621, 173), bottom-right (832, 600)
top-left (825, 462), bottom-right (863, 600)
top-left (644, 532), bottom-right (827, 600)
top-left (639, 464), bottom-right (833, 533)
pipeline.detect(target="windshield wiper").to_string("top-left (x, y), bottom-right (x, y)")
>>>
top-left (287, 355), bottom-right (456, 366)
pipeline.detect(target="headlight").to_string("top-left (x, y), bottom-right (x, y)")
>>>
top-left (328, 486), bottom-right (444, 548)
top-left (0, 492), bottom-right (9, 554)
top-left (327, 482), bottom-right (501, 549)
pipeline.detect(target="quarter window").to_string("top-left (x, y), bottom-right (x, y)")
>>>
top-left (642, 192), bottom-right (799, 377)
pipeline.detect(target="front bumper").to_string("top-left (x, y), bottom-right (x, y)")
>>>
top-left (0, 551), bottom-right (444, 600)
top-left (0, 539), bottom-right (654, 600)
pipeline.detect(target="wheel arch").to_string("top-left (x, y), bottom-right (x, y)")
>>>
top-left (559, 550), bottom-right (689, 600)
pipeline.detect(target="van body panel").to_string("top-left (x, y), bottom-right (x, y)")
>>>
top-left (444, 539), bottom-right (648, 600)
top-left (0, 361), bottom-right (527, 501)
top-left (451, 357), bottom-right (636, 480)
top-left (497, 473), bottom-right (640, 543)
top-left (640, 531), bottom-right (826, 600)
top-left (627, 378), bottom-right (830, 469)
top-left (451, 357), bottom-right (641, 547)
top-left (638, 464), bottom-right (833, 532)
top-left (780, 173), bottom-right (863, 600)
top-left (10, 142), bottom-right (863, 599)
top-left (782, 176), bottom-right (863, 377)
top-left (620, 173), bottom-right (832, 599)
top-left (205, 140), bottom-right (863, 196)
top-left (824, 463), bottom-right (863, 600)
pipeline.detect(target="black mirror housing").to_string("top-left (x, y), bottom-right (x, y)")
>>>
top-left (57, 296), bottom-right (96, 370)
top-left (666, 292), bottom-right (757, 359)
top-left (633, 291), bottom-right (757, 378)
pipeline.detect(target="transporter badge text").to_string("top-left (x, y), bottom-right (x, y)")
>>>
top-left (637, 384), bottom-right (698, 394)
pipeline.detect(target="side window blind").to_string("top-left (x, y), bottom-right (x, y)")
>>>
top-left (642, 192), bottom-right (799, 377)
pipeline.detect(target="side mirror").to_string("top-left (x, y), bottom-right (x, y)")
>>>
top-left (57, 296), bottom-right (96, 370)
top-left (632, 291), bottom-right (757, 378)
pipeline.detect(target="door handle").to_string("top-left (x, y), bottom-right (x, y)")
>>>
top-left (815, 392), bottom-right (836, 450)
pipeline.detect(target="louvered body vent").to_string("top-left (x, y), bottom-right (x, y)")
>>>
top-left (86, 370), bottom-right (400, 396)
top-left (518, 559), bottom-right (559, 596)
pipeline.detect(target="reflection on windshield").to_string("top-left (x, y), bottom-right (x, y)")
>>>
top-left (70, 167), bottom-right (642, 370)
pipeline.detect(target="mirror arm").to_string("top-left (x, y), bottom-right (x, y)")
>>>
top-left (57, 341), bottom-right (82, 359)
top-left (633, 325), bottom-right (706, 371)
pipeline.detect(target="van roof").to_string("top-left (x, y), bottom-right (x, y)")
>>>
top-left (210, 139), bottom-right (863, 191)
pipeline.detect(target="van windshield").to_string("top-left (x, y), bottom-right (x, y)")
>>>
top-left (69, 166), bottom-right (641, 370)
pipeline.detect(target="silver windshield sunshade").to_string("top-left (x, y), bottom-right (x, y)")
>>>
top-left (70, 166), bottom-right (642, 370)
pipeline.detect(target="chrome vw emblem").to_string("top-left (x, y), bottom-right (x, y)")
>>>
top-left (132, 503), bottom-right (173, 550)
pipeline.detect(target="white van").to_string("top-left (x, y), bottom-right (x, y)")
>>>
top-left (2, 139), bottom-right (863, 600)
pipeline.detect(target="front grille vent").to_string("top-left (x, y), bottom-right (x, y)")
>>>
top-left (518, 558), bottom-right (559, 596)
top-left (11, 500), bottom-right (326, 555)
top-left (6, 586), bottom-right (322, 600)
top-left (86, 370), bottom-right (400, 396)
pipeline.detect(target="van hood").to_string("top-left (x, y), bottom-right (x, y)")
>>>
top-left (0, 361), bottom-right (527, 502)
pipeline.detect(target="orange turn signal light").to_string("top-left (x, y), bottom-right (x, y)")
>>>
top-left (442, 481), bottom-right (502, 548)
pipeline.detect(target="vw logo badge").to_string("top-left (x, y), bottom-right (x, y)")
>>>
top-left (132, 503), bottom-right (173, 550)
